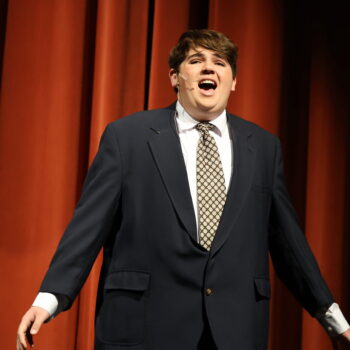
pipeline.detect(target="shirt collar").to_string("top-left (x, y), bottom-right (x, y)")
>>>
top-left (176, 101), bottom-right (227, 137)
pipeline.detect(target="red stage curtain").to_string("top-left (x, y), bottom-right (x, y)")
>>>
top-left (0, 1), bottom-right (349, 349)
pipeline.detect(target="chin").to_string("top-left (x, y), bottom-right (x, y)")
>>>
top-left (197, 103), bottom-right (220, 113)
top-left (195, 107), bottom-right (222, 121)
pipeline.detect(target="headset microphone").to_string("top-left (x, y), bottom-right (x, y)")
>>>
top-left (178, 73), bottom-right (188, 81)
top-left (178, 73), bottom-right (198, 87)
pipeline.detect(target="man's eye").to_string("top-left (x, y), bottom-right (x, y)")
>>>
top-left (190, 60), bottom-right (200, 64)
top-left (216, 61), bottom-right (226, 66)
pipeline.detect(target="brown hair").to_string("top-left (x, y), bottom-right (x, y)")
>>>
top-left (168, 29), bottom-right (238, 77)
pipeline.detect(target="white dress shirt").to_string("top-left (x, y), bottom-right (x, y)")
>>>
top-left (33, 101), bottom-right (349, 335)
top-left (175, 101), bottom-right (232, 241)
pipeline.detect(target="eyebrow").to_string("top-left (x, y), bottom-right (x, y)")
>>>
top-left (186, 52), bottom-right (226, 61)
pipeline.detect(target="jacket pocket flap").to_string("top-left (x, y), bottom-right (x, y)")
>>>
top-left (254, 278), bottom-right (271, 299)
top-left (105, 271), bottom-right (150, 291)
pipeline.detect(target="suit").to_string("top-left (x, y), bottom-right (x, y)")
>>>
top-left (40, 104), bottom-right (334, 350)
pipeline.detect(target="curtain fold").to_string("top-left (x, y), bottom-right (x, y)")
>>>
top-left (148, 0), bottom-right (191, 109)
top-left (1, 0), bottom-right (348, 349)
top-left (0, 0), bottom-right (92, 349)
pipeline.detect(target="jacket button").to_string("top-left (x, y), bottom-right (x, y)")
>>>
top-left (205, 288), bottom-right (213, 296)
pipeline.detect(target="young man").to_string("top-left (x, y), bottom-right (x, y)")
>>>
top-left (17, 29), bottom-right (350, 350)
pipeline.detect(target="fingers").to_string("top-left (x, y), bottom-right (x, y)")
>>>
top-left (16, 336), bottom-right (26, 350)
top-left (17, 312), bottom-right (33, 350)
top-left (17, 307), bottom-right (50, 350)
top-left (30, 309), bottom-right (48, 335)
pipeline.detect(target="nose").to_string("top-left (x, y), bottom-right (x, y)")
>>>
top-left (201, 60), bottom-right (215, 74)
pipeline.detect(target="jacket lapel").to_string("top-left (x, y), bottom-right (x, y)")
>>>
top-left (148, 109), bottom-right (198, 243)
top-left (211, 114), bottom-right (256, 256)
top-left (147, 108), bottom-right (256, 252)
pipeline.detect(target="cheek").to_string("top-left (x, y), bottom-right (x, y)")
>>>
top-left (220, 83), bottom-right (234, 95)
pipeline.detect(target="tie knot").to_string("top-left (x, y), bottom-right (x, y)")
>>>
top-left (196, 122), bottom-right (214, 134)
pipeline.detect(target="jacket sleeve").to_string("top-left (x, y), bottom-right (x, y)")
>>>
top-left (39, 124), bottom-right (122, 309)
top-left (268, 138), bottom-right (334, 316)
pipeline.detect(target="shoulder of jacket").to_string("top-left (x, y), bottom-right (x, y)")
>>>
top-left (227, 112), bottom-right (280, 143)
top-left (107, 107), bottom-right (173, 131)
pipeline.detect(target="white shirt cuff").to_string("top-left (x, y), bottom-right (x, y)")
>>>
top-left (316, 303), bottom-right (350, 335)
top-left (32, 292), bottom-right (59, 319)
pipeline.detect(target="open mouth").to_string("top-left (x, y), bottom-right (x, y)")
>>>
top-left (198, 79), bottom-right (217, 91)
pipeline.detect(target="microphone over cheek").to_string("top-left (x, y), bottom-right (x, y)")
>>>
top-left (179, 73), bottom-right (188, 81)
top-left (178, 73), bottom-right (197, 90)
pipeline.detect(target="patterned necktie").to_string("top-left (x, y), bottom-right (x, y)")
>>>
top-left (196, 122), bottom-right (227, 250)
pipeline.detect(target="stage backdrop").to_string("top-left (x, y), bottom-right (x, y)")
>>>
top-left (0, 0), bottom-right (349, 349)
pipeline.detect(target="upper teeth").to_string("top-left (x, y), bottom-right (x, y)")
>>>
top-left (201, 80), bottom-right (215, 85)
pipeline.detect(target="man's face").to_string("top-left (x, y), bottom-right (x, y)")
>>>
top-left (169, 47), bottom-right (236, 121)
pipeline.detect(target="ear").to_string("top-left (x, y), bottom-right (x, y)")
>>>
top-left (169, 68), bottom-right (179, 88)
top-left (231, 78), bottom-right (237, 91)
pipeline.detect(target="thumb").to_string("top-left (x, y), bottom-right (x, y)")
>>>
top-left (30, 309), bottom-right (49, 335)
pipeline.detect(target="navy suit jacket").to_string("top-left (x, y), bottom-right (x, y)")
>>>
top-left (40, 104), bottom-right (334, 350)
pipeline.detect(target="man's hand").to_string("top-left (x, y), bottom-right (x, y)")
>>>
top-left (16, 306), bottom-right (50, 350)
top-left (332, 328), bottom-right (350, 349)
